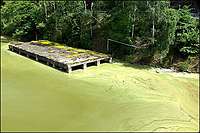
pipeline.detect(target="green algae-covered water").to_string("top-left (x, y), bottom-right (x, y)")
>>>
top-left (1, 39), bottom-right (199, 131)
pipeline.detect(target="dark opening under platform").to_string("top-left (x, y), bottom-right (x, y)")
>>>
top-left (8, 41), bottom-right (112, 73)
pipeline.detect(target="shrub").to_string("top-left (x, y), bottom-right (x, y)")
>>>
top-left (177, 61), bottom-right (189, 72)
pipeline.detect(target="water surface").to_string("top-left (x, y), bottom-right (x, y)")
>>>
top-left (1, 40), bottom-right (199, 131)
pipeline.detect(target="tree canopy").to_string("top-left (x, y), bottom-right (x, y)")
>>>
top-left (1, 1), bottom-right (199, 71)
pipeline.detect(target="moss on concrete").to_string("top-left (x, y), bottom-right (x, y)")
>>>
top-left (31, 40), bottom-right (107, 56)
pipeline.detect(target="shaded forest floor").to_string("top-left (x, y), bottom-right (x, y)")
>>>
top-left (1, 37), bottom-right (199, 131)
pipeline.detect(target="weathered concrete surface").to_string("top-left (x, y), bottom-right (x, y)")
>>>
top-left (9, 41), bottom-right (111, 72)
top-left (9, 41), bottom-right (110, 65)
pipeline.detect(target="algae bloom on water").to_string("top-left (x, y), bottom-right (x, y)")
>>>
top-left (1, 39), bottom-right (199, 132)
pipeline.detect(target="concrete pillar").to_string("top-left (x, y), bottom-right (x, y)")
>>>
top-left (83, 63), bottom-right (87, 70)
top-left (35, 55), bottom-right (38, 61)
top-left (52, 63), bottom-right (55, 68)
top-left (109, 57), bottom-right (112, 63)
top-left (19, 51), bottom-right (21, 55)
top-left (83, 63), bottom-right (87, 69)
top-left (67, 65), bottom-right (72, 73)
top-left (47, 62), bottom-right (49, 65)
top-left (96, 60), bottom-right (100, 66)
top-left (27, 54), bottom-right (29, 57)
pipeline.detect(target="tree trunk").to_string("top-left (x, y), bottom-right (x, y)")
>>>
top-left (35, 31), bottom-right (38, 41)
top-left (152, 16), bottom-right (155, 45)
top-left (152, 3), bottom-right (155, 46)
top-left (44, 1), bottom-right (48, 21)
top-left (90, 5), bottom-right (93, 39)
top-left (53, 1), bottom-right (57, 41)
top-left (83, 0), bottom-right (86, 12)
top-left (131, 4), bottom-right (136, 38)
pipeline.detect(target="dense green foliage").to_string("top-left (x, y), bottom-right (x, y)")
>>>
top-left (176, 6), bottom-right (199, 55)
top-left (1, 1), bottom-right (199, 71)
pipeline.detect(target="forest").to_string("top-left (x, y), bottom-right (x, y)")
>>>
top-left (1, 1), bottom-right (199, 72)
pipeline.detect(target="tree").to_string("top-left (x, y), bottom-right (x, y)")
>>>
top-left (1, 1), bottom-right (43, 41)
top-left (1, 1), bottom-right (199, 69)
top-left (176, 6), bottom-right (199, 56)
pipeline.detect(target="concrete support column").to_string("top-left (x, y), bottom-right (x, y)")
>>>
top-left (96, 60), bottom-right (100, 66)
top-left (109, 57), bottom-right (112, 63)
top-left (35, 55), bottom-right (38, 61)
top-left (52, 63), bottom-right (55, 68)
top-left (83, 63), bottom-right (87, 69)
top-left (67, 65), bottom-right (72, 73)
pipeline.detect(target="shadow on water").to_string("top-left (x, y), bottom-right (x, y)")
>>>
top-left (1, 40), bottom-right (10, 44)
top-left (1, 36), bottom-right (13, 44)
top-left (113, 59), bottom-right (151, 70)
top-left (7, 48), bottom-right (68, 73)
top-left (7, 48), bottom-right (101, 73)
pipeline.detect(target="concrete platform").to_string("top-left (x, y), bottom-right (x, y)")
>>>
top-left (8, 41), bottom-right (112, 73)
